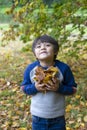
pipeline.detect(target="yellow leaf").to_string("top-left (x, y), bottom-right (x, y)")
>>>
top-left (15, 0), bottom-right (18, 6)
top-left (75, 95), bottom-right (80, 99)
top-left (1, 124), bottom-right (7, 129)
top-left (34, 66), bottom-right (59, 84)
top-left (12, 121), bottom-right (19, 127)
top-left (80, 101), bottom-right (85, 106)
top-left (66, 105), bottom-right (72, 112)
top-left (81, 53), bottom-right (87, 59)
top-left (12, 87), bottom-right (18, 92)
top-left (66, 126), bottom-right (72, 130)
top-left (68, 120), bottom-right (75, 124)
top-left (74, 123), bottom-right (80, 128)
top-left (18, 128), bottom-right (27, 130)
top-left (83, 115), bottom-right (87, 122)
top-left (12, 116), bottom-right (19, 120)
top-left (80, 123), bottom-right (85, 127)
top-left (44, 74), bottom-right (52, 83)
top-left (16, 110), bottom-right (22, 115)
top-left (0, 111), bottom-right (7, 116)
top-left (77, 117), bottom-right (82, 122)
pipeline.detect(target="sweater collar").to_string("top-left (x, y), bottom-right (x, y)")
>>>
top-left (37, 60), bottom-right (57, 70)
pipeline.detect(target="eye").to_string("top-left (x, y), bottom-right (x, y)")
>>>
top-left (35, 44), bottom-right (41, 48)
top-left (46, 43), bottom-right (51, 47)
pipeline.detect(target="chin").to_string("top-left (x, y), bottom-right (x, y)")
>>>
top-left (39, 57), bottom-right (51, 61)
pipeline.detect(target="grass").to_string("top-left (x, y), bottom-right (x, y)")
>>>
top-left (0, 47), bottom-right (87, 129)
top-left (0, 4), bottom-right (87, 129)
top-left (0, 50), bottom-right (35, 83)
top-left (0, 90), bottom-right (13, 97)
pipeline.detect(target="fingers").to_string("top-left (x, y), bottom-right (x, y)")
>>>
top-left (52, 77), bottom-right (60, 84)
top-left (45, 80), bottom-right (59, 92)
top-left (35, 78), bottom-right (60, 92)
top-left (73, 87), bottom-right (77, 94)
top-left (35, 82), bottom-right (46, 92)
top-left (46, 84), bottom-right (58, 91)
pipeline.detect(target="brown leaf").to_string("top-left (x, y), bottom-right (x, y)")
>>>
top-left (34, 66), bottom-right (59, 84)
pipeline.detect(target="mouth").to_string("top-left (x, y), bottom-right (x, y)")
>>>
top-left (40, 51), bottom-right (47, 54)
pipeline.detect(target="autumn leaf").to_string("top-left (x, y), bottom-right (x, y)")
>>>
top-left (83, 115), bottom-right (87, 123)
top-left (18, 128), bottom-right (27, 130)
top-left (34, 66), bottom-right (59, 84)
top-left (66, 104), bottom-right (72, 112)
top-left (34, 66), bottom-right (45, 82)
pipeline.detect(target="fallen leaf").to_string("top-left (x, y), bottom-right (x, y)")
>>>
top-left (18, 128), bottom-right (27, 130)
top-left (83, 115), bottom-right (87, 122)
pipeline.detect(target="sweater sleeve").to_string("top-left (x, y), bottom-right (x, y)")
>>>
top-left (58, 65), bottom-right (77, 95)
top-left (21, 65), bottom-right (38, 95)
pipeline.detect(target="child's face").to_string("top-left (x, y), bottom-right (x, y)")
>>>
top-left (34, 42), bottom-right (56, 62)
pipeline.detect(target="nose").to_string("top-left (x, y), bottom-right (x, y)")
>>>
top-left (41, 43), bottom-right (46, 49)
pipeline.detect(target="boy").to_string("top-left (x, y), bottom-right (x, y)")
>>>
top-left (21, 34), bottom-right (77, 130)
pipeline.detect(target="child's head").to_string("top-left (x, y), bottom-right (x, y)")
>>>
top-left (32, 34), bottom-right (59, 60)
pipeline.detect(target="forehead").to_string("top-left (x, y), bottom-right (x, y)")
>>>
top-left (35, 40), bottom-right (52, 46)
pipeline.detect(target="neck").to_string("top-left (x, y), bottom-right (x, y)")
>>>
top-left (39, 60), bottom-right (54, 67)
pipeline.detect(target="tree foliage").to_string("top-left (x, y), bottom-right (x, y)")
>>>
top-left (3, 0), bottom-right (87, 58)
top-left (4, 0), bottom-right (87, 39)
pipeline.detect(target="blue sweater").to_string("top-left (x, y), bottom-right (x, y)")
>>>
top-left (21, 60), bottom-right (77, 118)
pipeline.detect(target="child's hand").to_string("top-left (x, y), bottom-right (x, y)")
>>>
top-left (73, 87), bottom-right (77, 94)
top-left (35, 81), bottom-right (46, 92)
top-left (45, 78), bottom-right (60, 92)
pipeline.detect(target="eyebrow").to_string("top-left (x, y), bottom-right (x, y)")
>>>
top-left (35, 43), bottom-right (41, 46)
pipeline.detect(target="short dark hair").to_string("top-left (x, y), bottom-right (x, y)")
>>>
top-left (32, 34), bottom-right (59, 60)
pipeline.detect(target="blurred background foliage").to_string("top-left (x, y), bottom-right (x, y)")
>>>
top-left (0, 0), bottom-right (87, 129)
top-left (2, 0), bottom-right (87, 42)
top-left (0, 0), bottom-right (87, 85)
top-left (0, 0), bottom-right (87, 86)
